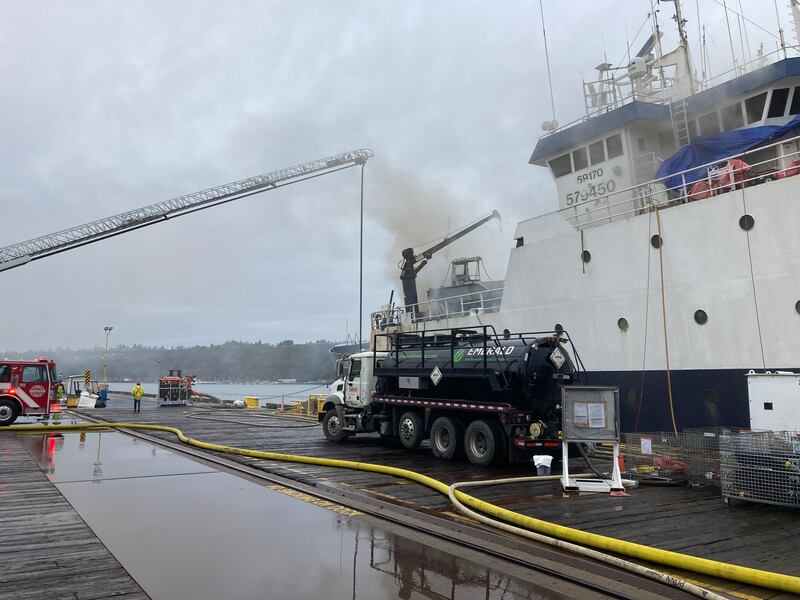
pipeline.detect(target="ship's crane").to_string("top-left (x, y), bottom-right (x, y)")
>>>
top-left (0, 149), bottom-right (373, 272)
top-left (399, 209), bottom-right (500, 311)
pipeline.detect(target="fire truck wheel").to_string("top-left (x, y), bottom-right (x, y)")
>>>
top-left (465, 419), bottom-right (499, 466)
top-left (322, 408), bottom-right (348, 442)
top-left (398, 411), bottom-right (424, 450)
top-left (430, 417), bottom-right (463, 460)
top-left (0, 399), bottom-right (19, 426)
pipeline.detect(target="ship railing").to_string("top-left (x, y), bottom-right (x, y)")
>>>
top-left (370, 286), bottom-right (504, 330)
top-left (413, 285), bottom-right (504, 324)
top-left (555, 128), bottom-right (800, 229)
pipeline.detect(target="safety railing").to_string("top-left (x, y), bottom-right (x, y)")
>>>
top-left (554, 128), bottom-right (800, 230)
top-left (370, 285), bottom-right (504, 330)
top-left (543, 46), bottom-right (799, 139)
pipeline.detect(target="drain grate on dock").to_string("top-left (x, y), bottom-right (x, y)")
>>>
top-left (720, 430), bottom-right (800, 507)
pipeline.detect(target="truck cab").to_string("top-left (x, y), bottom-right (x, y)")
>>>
top-left (320, 350), bottom-right (386, 440)
top-left (0, 357), bottom-right (59, 426)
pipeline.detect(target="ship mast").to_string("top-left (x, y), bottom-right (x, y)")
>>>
top-left (672, 0), bottom-right (695, 93)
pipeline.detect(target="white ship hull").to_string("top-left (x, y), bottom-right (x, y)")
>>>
top-left (414, 178), bottom-right (800, 431)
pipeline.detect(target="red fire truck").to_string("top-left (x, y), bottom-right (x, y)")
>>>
top-left (0, 357), bottom-right (59, 426)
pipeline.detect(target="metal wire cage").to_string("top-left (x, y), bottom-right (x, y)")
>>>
top-left (683, 428), bottom-right (729, 488)
top-left (622, 432), bottom-right (688, 484)
top-left (720, 430), bottom-right (800, 507)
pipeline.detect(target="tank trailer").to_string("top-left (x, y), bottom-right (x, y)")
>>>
top-left (320, 326), bottom-right (580, 466)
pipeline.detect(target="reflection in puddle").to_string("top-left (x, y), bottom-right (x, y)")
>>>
top-left (22, 432), bottom-right (555, 600)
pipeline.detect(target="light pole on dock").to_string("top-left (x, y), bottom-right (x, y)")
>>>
top-left (102, 326), bottom-right (113, 385)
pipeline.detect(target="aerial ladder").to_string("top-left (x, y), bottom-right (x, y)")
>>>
top-left (0, 149), bottom-right (373, 273)
top-left (399, 209), bottom-right (500, 313)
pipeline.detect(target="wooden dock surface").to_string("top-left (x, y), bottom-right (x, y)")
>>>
top-left (73, 395), bottom-right (800, 599)
top-left (0, 432), bottom-right (149, 600)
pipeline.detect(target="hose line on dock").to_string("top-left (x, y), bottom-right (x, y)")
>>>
top-left (9, 421), bottom-right (800, 595)
top-left (447, 477), bottom-right (725, 600)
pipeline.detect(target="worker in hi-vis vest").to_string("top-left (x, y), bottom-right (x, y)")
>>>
top-left (131, 381), bottom-right (145, 413)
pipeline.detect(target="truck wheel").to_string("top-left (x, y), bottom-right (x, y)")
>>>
top-left (398, 411), bottom-right (424, 449)
top-left (322, 408), bottom-right (348, 442)
top-left (465, 420), bottom-right (499, 466)
top-left (430, 417), bottom-right (463, 460)
top-left (0, 399), bottom-right (19, 426)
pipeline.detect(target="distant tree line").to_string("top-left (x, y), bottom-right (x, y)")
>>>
top-left (4, 340), bottom-right (340, 383)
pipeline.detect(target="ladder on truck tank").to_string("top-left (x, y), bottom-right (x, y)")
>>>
top-left (0, 149), bottom-right (373, 273)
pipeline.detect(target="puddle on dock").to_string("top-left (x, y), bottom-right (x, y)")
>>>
top-left (22, 431), bottom-right (558, 600)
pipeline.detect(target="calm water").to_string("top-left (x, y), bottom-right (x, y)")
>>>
top-left (110, 381), bottom-right (329, 405)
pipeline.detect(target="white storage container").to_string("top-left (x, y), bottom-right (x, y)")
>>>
top-left (746, 371), bottom-right (800, 431)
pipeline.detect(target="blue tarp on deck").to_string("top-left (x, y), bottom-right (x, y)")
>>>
top-left (655, 114), bottom-right (800, 189)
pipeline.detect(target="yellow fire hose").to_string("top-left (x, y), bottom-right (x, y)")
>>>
top-left (9, 422), bottom-right (800, 595)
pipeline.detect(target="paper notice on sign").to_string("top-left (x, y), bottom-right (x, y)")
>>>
top-left (573, 402), bottom-right (588, 427)
top-left (587, 402), bottom-right (606, 429)
top-left (641, 437), bottom-right (653, 455)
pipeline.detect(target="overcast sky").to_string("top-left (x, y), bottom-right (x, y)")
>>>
top-left (0, 0), bottom-right (791, 350)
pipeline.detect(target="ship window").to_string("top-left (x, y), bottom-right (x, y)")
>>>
top-left (694, 309), bottom-right (708, 325)
top-left (650, 234), bottom-right (662, 248)
top-left (704, 389), bottom-right (720, 408)
top-left (790, 87), bottom-right (800, 115)
top-left (606, 134), bottom-right (623, 159)
top-left (0, 364), bottom-right (9, 383)
top-left (515, 237), bottom-right (524, 248)
top-left (768, 87), bottom-right (790, 118)
top-left (720, 102), bottom-right (744, 130)
top-left (589, 140), bottom-right (605, 165)
top-left (549, 154), bottom-right (572, 178)
top-left (658, 131), bottom-right (675, 155)
top-left (554, 323), bottom-right (564, 333)
top-left (698, 111), bottom-right (721, 135)
top-left (572, 147), bottom-right (589, 171)
top-left (739, 214), bottom-right (754, 231)
top-left (581, 249), bottom-right (591, 263)
top-left (625, 388), bottom-right (638, 409)
top-left (795, 300), bottom-right (800, 315)
top-left (745, 92), bottom-right (768, 123)
top-left (617, 317), bottom-right (629, 332)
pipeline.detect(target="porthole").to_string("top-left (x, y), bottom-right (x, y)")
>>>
top-left (581, 250), bottom-right (592, 263)
top-left (795, 300), bottom-right (800, 315)
top-left (502, 328), bottom-right (511, 339)
top-left (704, 389), bottom-right (720, 408)
top-left (625, 388), bottom-right (638, 409)
top-left (554, 323), bottom-right (564, 333)
top-left (694, 309), bottom-right (708, 325)
top-left (739, 214), bottom-right (755, 231)
top-left (650, 234), bottom-right (662, 248)
top-left (617, 317), bottom-right (629, 332)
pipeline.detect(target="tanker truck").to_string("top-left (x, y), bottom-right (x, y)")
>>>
top-left (319, 326), bottom-right (581, 466)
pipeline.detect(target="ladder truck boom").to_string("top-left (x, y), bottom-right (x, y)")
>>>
top-left (0, 148), bottom-right (373, 272)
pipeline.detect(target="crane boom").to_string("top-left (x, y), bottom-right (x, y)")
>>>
top-left (400, 209), bottom-right (501, 311)
top-left (0, 148), bottom-right (374, 272)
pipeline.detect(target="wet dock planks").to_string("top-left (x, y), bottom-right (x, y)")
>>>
top-left (80, 395), bottom-right (800, 599)
top-left (0, 433), bottom-right (149, 600)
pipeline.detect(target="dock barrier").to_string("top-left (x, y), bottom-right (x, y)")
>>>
top-left (7, 421), bottom-right (800, 595)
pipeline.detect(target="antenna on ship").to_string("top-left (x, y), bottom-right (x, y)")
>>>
top-left (775, 0), bottom-right (788, 58)
top-left (538, 0), bottom-right (558, 133)
top-left (791, 0), bottom-right (800, 51)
